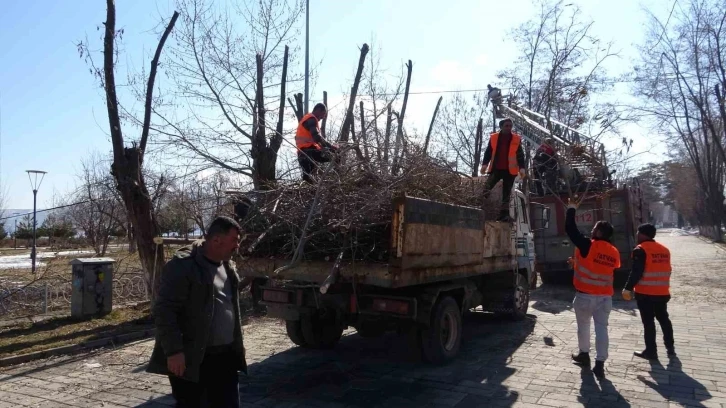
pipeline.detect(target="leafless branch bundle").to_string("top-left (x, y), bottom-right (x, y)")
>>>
top-left (233, 151), bottom-right (500, 262)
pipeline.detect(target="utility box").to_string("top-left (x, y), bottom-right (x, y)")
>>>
top-left (70, 258), bottom-right (115, 319)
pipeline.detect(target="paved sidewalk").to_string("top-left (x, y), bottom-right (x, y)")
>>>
top-left (0, 232), bottom-right (724, 407)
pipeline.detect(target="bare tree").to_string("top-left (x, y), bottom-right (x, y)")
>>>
top-left (433, 92), bottom-right (492, 176)
top-left (63, 153), bottom-right (127, 256)
top-left (152, 0), bottom-right (303, 189)
top-left (174, 171), bottom-right (231, 234)
top-left (78, 1), bottom-right (179, 297)
top-left (498, 0), bottom-right (618, 133)
top-left (634, 0), bottom-right (726, 241)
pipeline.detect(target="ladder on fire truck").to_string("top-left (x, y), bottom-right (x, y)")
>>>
top-left (486, 85), bottom-right (612, 189)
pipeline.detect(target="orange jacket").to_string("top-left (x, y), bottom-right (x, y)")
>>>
top-left (486, 132), bottom-right (522, 175)
top-left (634, 241), bottom-right (671, 296)
top-left (573, 239), bottom-right (620, 296)
top-left (295, 113), bottom-right (321, 150)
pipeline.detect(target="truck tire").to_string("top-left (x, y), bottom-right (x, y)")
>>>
top-left (420, 296), bottom-right (462, 364)
top-left (285, 320), bottom-right (308, 347)
top-left (301, 310), bottom-right (343, 349)
top-left (503, 273), bottom-right (530, 321)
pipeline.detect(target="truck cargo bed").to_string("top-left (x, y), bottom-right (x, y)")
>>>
top-left (238, 196), bottom-right (517, 288)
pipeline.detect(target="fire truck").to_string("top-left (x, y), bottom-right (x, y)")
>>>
top-left (486, 85), bottom-right (648, 284)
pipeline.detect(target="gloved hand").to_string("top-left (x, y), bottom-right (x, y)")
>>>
top-left (567, 197), bottom-right (579, 210)
top-left (567, 257), bottom-right (574, 269)
top-left (622, 289), bottom-right (634, 301)
top-left (480, 164), bottom-right (487, 176)
top-left (518, 169), bottom-right (527, 179)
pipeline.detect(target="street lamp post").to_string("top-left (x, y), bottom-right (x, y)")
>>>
top-left (304, 0), bottom-right (310, 113)
top-left (26, 170), bottom-right (47, 276)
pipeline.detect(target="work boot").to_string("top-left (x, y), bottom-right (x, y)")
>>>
top-left (572, 352), bottom-right (591, 366)
top-left (667, 348), bottom-right (677, 357)
top-left (592, 361), bottom-right (605, 378)
top-left (634, 350), bottom-right (658, 360)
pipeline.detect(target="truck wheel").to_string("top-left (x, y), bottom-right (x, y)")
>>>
top-left (420, 296), bottom-right (462, 364)
top-left (301, 310), bottom-right (343, 349)
top-left (285, 320), bottom-right (308, 347)
top-left (504, 273), bottom-right (530, 321)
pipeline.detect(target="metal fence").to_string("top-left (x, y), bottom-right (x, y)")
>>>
top-left (0, 274), bottom-right (149, 317)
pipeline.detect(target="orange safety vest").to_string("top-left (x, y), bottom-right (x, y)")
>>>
top-left (295, 113), bottom-right (322, 150)
top-left (485, 132), bottom-right (521, 175)
top-left (633, 241), bottom-right (672, 296)
top-left (573, 239), bottom-right (620, 296)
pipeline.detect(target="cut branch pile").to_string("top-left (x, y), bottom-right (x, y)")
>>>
top-left (232, 152), bottom-right (502, 263)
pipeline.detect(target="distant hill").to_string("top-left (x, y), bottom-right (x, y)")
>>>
top-left (0, 209), bottom-right (50, 233)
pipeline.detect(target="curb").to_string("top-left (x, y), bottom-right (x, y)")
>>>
top-left (0, 328), bottom-right (156, 368)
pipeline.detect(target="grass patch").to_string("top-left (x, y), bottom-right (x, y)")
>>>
top-left (0, 303), bottom-right (152, 358)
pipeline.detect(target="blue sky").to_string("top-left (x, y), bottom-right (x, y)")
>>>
top-left (1, 0), bottom-right (665, 210)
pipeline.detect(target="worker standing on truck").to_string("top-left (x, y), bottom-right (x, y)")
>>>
top-left (296, 103), bottom-right (337, 183)
top-left (533, 138), bottom-right (559, 196)
top-left (565, 199), bottom-right (620, 378)
top-left (480, 118), bottom-right (527, 221)
top-left (147, 216), bottom-right (248, 408)
top-left (622, 223), bottom-right (675, 360)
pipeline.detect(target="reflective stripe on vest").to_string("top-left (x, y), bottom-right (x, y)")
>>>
top-left (634, 241), bottom-right (672, 295)
top-left (573, 239), bottom-right (620, 296)
top-left (295, 113), bottom-right (321, 150)
top-left (485, 132), bottom-right (521, 176)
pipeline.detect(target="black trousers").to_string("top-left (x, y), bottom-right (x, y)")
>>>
top-left (484, 169), bottom-right (516, 214)
top-left (636, 294), bottom-right (674, 353)
top-left (169, 348), bottom-right (240, 408)
top-left (298, 148), bottom-right (331, 183)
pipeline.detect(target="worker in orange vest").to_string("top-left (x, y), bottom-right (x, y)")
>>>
top-left (622, 223), bottom-right (675, 360)
top-left (565, 198), bottom-right (620, 378)
top-left (295, 103), bottom-right (337, 183)
top-left (480, 118), bottom-right (526, 221)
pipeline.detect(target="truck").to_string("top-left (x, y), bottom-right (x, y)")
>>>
top-left (236, 187), bottom-right (549, 363)
top-left (485, 85), bottom-right (649, 284)
top-left (530, 180), bottom-right (648, 284)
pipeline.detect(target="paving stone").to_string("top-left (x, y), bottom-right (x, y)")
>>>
top-left (0, 232), bottom-right (724, 407)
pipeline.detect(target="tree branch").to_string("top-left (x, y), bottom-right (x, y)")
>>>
top-left (140, 10), bottom-right (180, 158)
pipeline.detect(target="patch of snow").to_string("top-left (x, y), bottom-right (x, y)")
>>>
top-left (0, 250), bottom-right (95, 270)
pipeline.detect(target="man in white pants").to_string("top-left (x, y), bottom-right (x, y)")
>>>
top-left (565, 199), bottom-right (620, 378)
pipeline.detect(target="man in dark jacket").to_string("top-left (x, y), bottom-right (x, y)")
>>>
top-left (147, 216), bottom-right (248, 408)
top-left (480, 118), bottom-right (527, 221)
top-left (622, 223), bottom-right (675, 360)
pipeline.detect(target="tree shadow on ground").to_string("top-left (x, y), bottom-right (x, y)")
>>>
top-left (638, 357), bottom-right (712, 408)
top-left (531, 283), bottom-right (638, 317)
top-left (139, 312), bottom-right (536, 408)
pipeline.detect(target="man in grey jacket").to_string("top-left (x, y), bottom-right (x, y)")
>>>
top-left (147, 216), bottom-right (248, 408)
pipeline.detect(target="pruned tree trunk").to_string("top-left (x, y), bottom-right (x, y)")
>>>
top-left (275, 46), bottom-right (289, 148)
top-left (392, 60), bottom-right (412, 175)
top-left (250, 53), bottom-right (282, 190)
top-left (338, 43), bottom-right (370, 143)
top-left (348, 104), bottom-right (365, 162)
top-left (472, 118), bottom-right (483, 177)
top-left (289, 97), bottom-right (302, 121)
top-left (295, 93), bottom-right (304, 117)
top-left (321, 91), bottom-right (328, 139)
top-left (102, 0), bottom-right (178, 301)
top-left (424, 96), bottom-right (443, 154)
top-left (383, 105), bottom-right (393, 171)
top-left (359, 101), bottom-right (369, 161)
